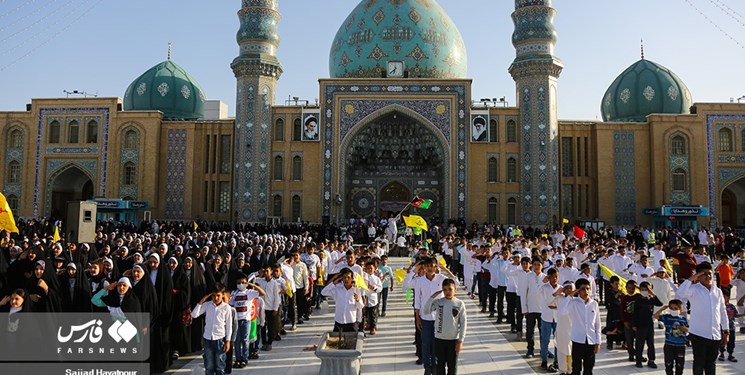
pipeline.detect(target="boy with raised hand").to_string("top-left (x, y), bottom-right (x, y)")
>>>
top-left (423, 278), bottom-right (467, 375)
top-left (654, 299), bottom-right (689, 375)
top-left (229, 274), bottom-right (265, 369)
top-left (192, 284), bottom-right (233, 375)
top-left (633, 281), bottom-right (662, 368)
top-left (362, 260), bottom-right (383, 335)
top-left (558, 278), bottom-right (601, 375)
top-left (321, 268), bottom-right (364, 332)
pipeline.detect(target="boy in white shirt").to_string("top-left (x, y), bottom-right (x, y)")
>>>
top-left (362, 261), bottom-right (383, 335)
top-left (229, 274), bottom-right (265, 369)
top-left (558, 278), bottom-right (601, 375)
top-left (192, 284), bottom-right (233, 375)
top-left (321, 268), bottom-right (364, 332)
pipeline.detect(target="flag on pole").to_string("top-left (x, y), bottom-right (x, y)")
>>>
top-left (0, 193), bottom-right (19, 233)
top-left (573, 225), bottom-right (585, 239)
top-left (52, 225), bottom-right (61, 243)
top-left (354, 273), bottom-right (368, 290)
top-left (403, 215), bottom-right (429, 231)
top-left (562, 218), bottom-right (569, 224)
top-left (411, 197), bottom-right (433, 209)
top-left (598, 263), bottom-right (636, 293)
top-left (193, 221), bottom-right (199, 231)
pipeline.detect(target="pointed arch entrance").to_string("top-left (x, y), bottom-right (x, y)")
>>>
top-left (340, 106), bottom-right (448, 221)
top-left (721, 176), bottom-right (745, 227)
top-left (49, 166), bottom-right (94, 220)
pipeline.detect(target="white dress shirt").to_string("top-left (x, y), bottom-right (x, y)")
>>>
top-left (676, 279), bottom-right (728, 340)
top-left (540, 282), bottom-right (561, 323)
top-left (192, 300), bottom-right (233, 341)
top-left (321, 283), bottom-right (364, 324)
top-left (255, 277), bottom-right (282, 311)
top-left (363, 272), bottom-right (383, 307)
top-left (558, 296), bottom-right (601, 345)
top-left (414, 273), bottom-right (459, 321)
top-left (520, 271), bottom-right (547, 313)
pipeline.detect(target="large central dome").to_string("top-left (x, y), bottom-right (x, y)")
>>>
top-left (329, 0), bottom-right (467, 79)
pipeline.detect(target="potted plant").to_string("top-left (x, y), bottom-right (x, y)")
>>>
top-left (315, 330), bottom-right (364, 375)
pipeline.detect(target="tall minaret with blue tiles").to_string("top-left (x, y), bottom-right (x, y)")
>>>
top-left (508, 0), bottom-right (563, 226)
top-left (231, 0), bottom-right (282, 222)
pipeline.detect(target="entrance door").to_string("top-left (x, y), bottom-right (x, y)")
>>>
top-left (379, 181), bottom-right (410, 218)
top-left (50, 166), bottom-right (94, 220)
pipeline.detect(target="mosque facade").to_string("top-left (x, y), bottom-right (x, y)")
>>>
top-left (2, 0), bottom-right (745, 230)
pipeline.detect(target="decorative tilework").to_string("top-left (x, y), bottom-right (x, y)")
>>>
top-left (719, 168), bottom-right (745, 190)
top-left (338, 98), bottom-right (451, 142)
top-left (119, 128), bottom-right (140, 199)
top-left (35, 108), bottom-right (110, 217)
top-left (669, 133), bottom-right (690, 205)
top-left (45, 146), bottom-right (99, 154)
top-left (706, 114), bottom-right (745, 222)
top-left (322, 82), bottom-right (467, 220)
top-left (718, 154), bottom-right (745, 164)
top-left (613, 131), bottom-right (636, 225)
top-left (164, 129), bottom-right (187, 219)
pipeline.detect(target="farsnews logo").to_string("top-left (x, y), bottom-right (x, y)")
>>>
top-left (57, 319), bottom-right (138, 344)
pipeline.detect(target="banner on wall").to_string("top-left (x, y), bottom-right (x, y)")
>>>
top-left (301, 109), bottom-right (320, 141)
top-left (470, 110), bottom-right (489, 142)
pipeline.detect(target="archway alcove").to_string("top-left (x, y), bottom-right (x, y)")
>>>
top-left (721, 176), bottom-right (745, 227)
top-left (50, 166), bottom-right (94, 220)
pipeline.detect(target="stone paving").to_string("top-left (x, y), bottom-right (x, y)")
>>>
top-left (168, 257), bottom-right (745, 374)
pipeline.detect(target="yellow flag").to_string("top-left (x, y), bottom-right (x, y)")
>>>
top-left (438, 257), bottom-right (447, 266)
top-left (52, 226), bottom-right (61, 243)
top-left (598, 263), bottom-right (636, 293)
top-left (403, 215), bottom-right (428, 231)
top-left (0, 193), bottom-right (19, 233)
top-left (354, 273), bottom-right (368, 290)
top-left (394, 269), bottom-right (407, 284)
top-left (285, 280), bottom-right (294, 297)
top-left (193, 221), bottom-right (198, 231)
top-left (562, 218), bottom-right (569, 224)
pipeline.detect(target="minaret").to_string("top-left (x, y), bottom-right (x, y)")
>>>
top-left (231, 0), bottom-right (282, 222)
top-left (508, 0), bottom-right (563, 226)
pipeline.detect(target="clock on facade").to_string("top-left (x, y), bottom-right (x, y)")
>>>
top-left (387, 61), bottom-right (404, 78)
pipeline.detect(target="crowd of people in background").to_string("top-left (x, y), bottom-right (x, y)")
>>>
top-left (0, 215), bottom-right (744, 375)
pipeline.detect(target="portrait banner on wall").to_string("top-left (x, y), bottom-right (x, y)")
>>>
top-left (301, 110), bottom-right (320, 141)
top-left (470, 110), bottom-right (489, 143)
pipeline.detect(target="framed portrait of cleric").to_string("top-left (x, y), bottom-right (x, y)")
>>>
top-left (301, 112), bottom-right (320, 141)
top-left (470, 112), bottom-right (489, 142)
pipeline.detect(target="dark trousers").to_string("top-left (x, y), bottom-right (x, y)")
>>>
top-left (380, 287), bottom-right (390, 314)
top-left (525, 312), bottom-right (542, 353)
top-left (664, 344), bottom-right (685, 375)
top-left (487, 285), bottom-right (497, 313)
top-left (571, 341), bottom-right (596, 375)
top-left (635, 325), bottom-right (656, 362)
top-left (720, 327), bottom-right (735, 355)
top-left (478, 276), bottom-right (489, 308)
top-left (690, 333), bottom-right (719, 375)
top-left (506, 292), bottom-right (517, 326)
top-left (333, 322), bottom-right (356, 332)
top-left (295, 288), bottom-right (307, 320)
top-left (496, 286), bottom-right (506, 319)
top-left (434, 338), bottom-right (459, 375)
top-left (514, 296), bottom-right (523, 332)
top-left (624, 322), bottom-right (635, 357)
top-left (263, 310), bottom-right (278, 345)
top-left (415, 311), bottom-right (422, 359)
top-left (363, 305), bottom-right (378, 329)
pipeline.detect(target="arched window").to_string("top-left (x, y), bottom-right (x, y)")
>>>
top-left (272, 195), bottom-right (282, 217)
top-left (292, 156), bottom-right (302, 180)
top-left (68, 120), bottom-right (79, 143)
top-left (7, 161), bottom-right (20, 183)
top-left (48, 120), bottom-right (60, 144)
top-left (123, 162), bottom-right (136, 186)
top-left (8, 129), bottom-right (22, 148)
top-left (488, 197), bottom-right (498, 223)
top-left (487, 157), bottom-right (498, 182)
top-left (86, 119), bottom-right (98, 143)
top-left (291, 195), bottom-right (302, 222)
top-left (672, 168), bottom-right (687, 192)
top-left (507, 197), bottom-right (517, 224)
top-left (6, 194), bottom-right (18, 211)
top-left (506, 120), bottom-right (517, 143)
top-left (671, 135), bottom-right (686, 155)
top-left (489, 119), bottom-right (498, 143)
top-left (124, 130), bottom-right (138, 149)
top-left (293, 118), bottom-right (302, 141)
top-left (507, 158), bottom-right (517, 182)
top-left (274, 118), bottom-right (284, 141)
top-left (273, 155), bottom-right (283, 180)
top-left (719, 128), bottom-right (733, 152)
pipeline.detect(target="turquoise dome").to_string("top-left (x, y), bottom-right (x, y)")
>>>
top-left (601, 59), bottom-right (692, 122)
top-left (124, 60), bottom-right (206, 120)
top-left (329, 0), bottom-right (467, 79)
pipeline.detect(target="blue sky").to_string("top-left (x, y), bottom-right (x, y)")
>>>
top-left (1, 0), bottom-right (744, 120)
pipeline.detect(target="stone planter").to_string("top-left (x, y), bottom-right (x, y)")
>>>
top-left (315, 331), bottom-right (364, 375)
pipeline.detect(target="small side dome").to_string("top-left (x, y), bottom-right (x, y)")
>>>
top-left (601, 59), bottom-right (692, 122)
top-left (124, 60), bottom-right (206, 120)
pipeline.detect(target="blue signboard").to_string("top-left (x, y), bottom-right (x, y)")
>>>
top-left (662, 206), bottom-right (709, 216)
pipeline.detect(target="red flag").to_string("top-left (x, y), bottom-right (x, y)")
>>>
top-left (573, 225), bottom-right (585, 239)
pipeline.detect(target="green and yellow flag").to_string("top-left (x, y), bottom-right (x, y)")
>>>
top-left (0, 193), bottom-right (19, 233)
top-left (403, 215), bottom-right (428, 231)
